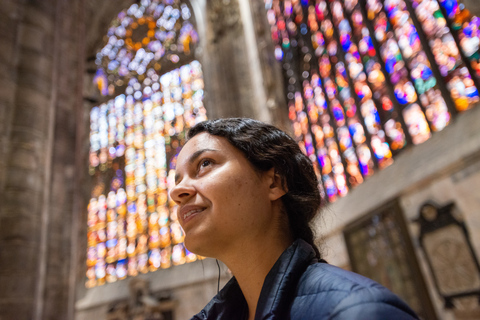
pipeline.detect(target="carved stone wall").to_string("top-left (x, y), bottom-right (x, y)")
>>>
top-left (400, 151), bottom-right (480, 319)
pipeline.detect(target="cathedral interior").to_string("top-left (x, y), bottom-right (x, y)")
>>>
top-left (1, 0), bottom-right (480, 319)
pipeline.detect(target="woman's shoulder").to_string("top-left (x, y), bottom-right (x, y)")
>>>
top-left (291, 263), bottom-right (419, 319)
top-left (297, 262), bottom-right (386, 295)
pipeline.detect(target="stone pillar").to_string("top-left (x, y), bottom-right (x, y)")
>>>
top-left (246, 0), bottom-right (289, 131)
top-left (0, 0), bottom-right (25, 200)
top-left (200, 0), bottom-right (249, 119)
top-left (43, 1), bottom-right (86, 319)
top-left (0, 0), bottom-right (85, 319)
top-left (0, 0), bottom-right (57, 318)
top-left (199, 0), bottom-right (285, 125)
top-left (464, 0), bottom-right (480, 17)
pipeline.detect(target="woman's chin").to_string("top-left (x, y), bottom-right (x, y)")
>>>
top-left (184, 235), bottom-right (208, 257)
top-left (184, 234), bottom-right (222, 259)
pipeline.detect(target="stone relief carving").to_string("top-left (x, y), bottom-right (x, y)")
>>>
top-left (106, 278), bottom-right (175, 320)
top-left (418, 202), bottom-right (480, 310)
top-left (423, 224), bottom-right (480, 296)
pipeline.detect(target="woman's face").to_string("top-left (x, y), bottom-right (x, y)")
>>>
top-left (170, 132), bottom-right (278, 258)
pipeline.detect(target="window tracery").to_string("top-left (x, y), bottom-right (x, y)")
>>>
top-left (87, 0), bottom-right (206, 287)
top-left (265, 0), bottom-right (479, 202)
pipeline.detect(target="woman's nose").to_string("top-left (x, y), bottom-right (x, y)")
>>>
top-left (170, 179), bottom-right (195, 204)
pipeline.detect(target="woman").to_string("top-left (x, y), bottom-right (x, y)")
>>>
top-left (170, 118), bottom-right (418, 320)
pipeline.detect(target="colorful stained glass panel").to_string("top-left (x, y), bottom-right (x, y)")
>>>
top-left (265, 0), bottom-right (478, 202)
top-left (95, 0), bottom-right (199, 97)
top-left (86, 61), bottom-right (206, 288)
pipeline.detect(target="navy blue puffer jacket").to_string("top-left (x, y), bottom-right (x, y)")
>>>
top-left (192, 239), bottom-right (419, 319)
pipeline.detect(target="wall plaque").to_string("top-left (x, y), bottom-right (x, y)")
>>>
top-left (418, 202), bottom-right (480, 308)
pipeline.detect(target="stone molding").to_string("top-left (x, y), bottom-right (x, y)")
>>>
top-left (76, 258), bottom-right (229, 311)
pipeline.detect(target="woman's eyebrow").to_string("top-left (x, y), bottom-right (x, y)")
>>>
top-left (187, 148), bottom-right (218, 164)
top-left (174, 148), bottom-right (218, 184)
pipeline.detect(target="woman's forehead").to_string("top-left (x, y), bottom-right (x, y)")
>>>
top-left (178, 133), bottom-right (228, 162)
top-left (186, 132), bottom-right (217, 147)
top-left (182, 133), bottom-right (219, 154)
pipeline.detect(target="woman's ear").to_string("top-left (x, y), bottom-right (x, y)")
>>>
top-left (267, 168), bottom-right (288, 201)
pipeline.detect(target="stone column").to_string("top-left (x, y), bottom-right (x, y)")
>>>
top-left (198, 0), bottom-right (281, 124)
top-left (200, 0), bottom-right (249, 119)
top-left (246, 0), bottom-right (289, 131)
top-left (0, 0), bottom-right (84, 319)
top-left (195, 0), bottom-right (288, 130)
top-left (43, 1), bottom-right (86, 319)
top-left (0, 0), bottom-right (25, 200)
top-left (0, 0), bottom-right (57, 318)
top-left (464, 0), bottom-right (480, 17)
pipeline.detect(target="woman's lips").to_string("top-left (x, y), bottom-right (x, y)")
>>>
top-left (179, 205), bottom-right (206, 225)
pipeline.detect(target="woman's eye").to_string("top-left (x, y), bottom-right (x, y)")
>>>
top-left (200, 159), bottom-right (212, 168)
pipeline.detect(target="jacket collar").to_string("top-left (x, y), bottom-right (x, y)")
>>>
top-left (192, 239), bottom-right (317, 320)
top-left (191, 276), bottom-right (247, 320)
top-left (255, 239), bottom-right (316, 320)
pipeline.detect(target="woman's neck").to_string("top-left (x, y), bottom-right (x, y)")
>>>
top-left (222, 233), bottom-right (293, 320)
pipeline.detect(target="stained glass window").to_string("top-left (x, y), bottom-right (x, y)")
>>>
top-left (94, 0), bottom-right (199, 97)
top-left (265, 0), bottom-right (479, 202)
top-left (343, 201), bottom-right (437, 319)
top-left (87, 0), bottom-right (206, 288)
top-left (438, 0), bottom-right (480, 81)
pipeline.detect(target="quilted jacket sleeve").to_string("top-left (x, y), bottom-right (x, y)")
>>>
top-left (329, 286), bottom-right (419, 320)
top-left (331, 301), bottom-right (419, 320)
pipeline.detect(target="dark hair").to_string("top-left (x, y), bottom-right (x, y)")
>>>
top-left (187, 118), bottom-right (323, 258)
